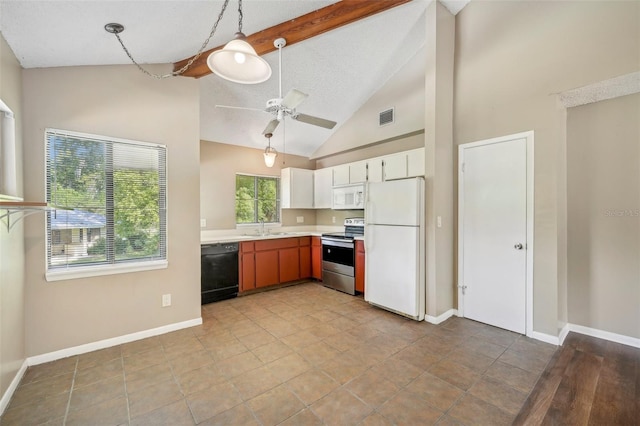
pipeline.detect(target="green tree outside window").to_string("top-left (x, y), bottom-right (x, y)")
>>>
top-left (235, 174), bottom-right (280, 224)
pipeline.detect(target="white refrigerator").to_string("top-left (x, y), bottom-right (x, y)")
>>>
top-left (364, 177), bottom-right (425, 320)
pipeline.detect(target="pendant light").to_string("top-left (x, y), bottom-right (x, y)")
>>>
top-left (263, 132), bottom-right (277, 168)
top-left (104, 0), bottom-right (271, 83)
top-left (207, 0), bottom-right (271, 84)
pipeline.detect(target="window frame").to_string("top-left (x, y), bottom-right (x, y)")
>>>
top-left (44, 128), bottom-right (168, 282)
top-left (235, 173), bottom-right (281, 226)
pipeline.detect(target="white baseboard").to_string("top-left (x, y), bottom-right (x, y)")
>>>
top-left (558, 323), bottom-right (571, 345)
top-left (425, 309), bottom-right (458, 325)
top-left (27, 317), bottom-right (202, 366)
top-left (0, 359), bottom-right (28, 416)
top-left (564, 323), bottom-right (640, 349)
top-left (530, 331), bottom-right (560, 346)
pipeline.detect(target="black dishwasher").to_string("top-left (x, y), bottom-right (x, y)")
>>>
top-left (201, 242), bottom-right (239, 304)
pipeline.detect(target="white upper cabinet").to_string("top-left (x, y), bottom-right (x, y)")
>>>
top-left (332, 161), bottom-right (367, 185)
top-left (332, 164), bottom-right (350, 186)
top-left (313, 168), bottom-right (333, 209)
top-left (281, 167), bottom-right (314, 209)
top-left (407, 148), bottom-right (425, 177)
top-left (326, 147), bottom-right (426, 189)
top-left (383, 153), bottom-right (408, 181)
top-left (349, 161), bottom-right (367, 184)
top-left (367, 158), bottom-right (384, 183)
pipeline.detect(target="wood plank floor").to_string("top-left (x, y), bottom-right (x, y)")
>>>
top-left (514, 332), bottom-right (640, 425)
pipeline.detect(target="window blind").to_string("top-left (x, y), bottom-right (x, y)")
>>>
top-left (46, 129), bottom-right (167, 270)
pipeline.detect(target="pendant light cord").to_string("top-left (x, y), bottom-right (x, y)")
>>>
top-left (237, 0), bottom-right (243, 33)
top-left (110, 0), bottom-right (231, 79)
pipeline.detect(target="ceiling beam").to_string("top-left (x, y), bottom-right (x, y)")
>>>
top-left (173, 0), bottom-right (412, 78)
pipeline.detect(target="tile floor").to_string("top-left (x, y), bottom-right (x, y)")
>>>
top-left (1, 282), bottom-right (557, 425)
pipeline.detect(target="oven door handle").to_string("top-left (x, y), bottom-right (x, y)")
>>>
top-left (321, 238), bottom-right (354, 249)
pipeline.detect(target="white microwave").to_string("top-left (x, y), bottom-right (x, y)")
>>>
top-left (332, 184), bottom-right (365, 210)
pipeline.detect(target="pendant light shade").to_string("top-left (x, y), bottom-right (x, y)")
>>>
top-left (264, 146), bottom-right (277, 167)
top-left (207, 32), bottom-right (272, 84)
top-left (263, 132), bottom-right (277, 167)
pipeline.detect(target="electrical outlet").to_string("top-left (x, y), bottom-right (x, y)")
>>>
top-left (200, 218), bottom-right (206, 228)
top-left (332, 216), bottom-right (336, 223)
top-left (162, 294), bottom-right (171, 307)
top-left (437, 216), bottom-right (442, 228)
top-left (296, 216), bottom-right (304, 223)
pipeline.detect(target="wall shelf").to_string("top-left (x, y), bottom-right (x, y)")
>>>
top-left (0, 201), bottom-right (54, 232)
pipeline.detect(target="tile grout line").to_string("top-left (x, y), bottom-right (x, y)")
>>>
top-left (121, 351), bottom-right (132, 426)
top-left (166, 331), bottom-right (200, 425)
top-left (61, 356), bottom-right (79, 425)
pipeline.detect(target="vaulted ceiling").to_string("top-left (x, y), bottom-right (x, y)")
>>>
top-left (1, 0), bottom-right (469, 157)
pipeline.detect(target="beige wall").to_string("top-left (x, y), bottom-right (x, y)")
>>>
top-left (0, 33), bottom-right (25, 402)
top-left (567, 93), bottom-right (640, 339)
top-left (21, 64), bottom-right (201, 356)
top-left (315, 132), bottom-right (424, 168)
top-left (454, 0), bottom-right (639, 336)
top-left (200, 140), bottom-right (316, 230)
top-left (311, 43), bottom-right (426, 159)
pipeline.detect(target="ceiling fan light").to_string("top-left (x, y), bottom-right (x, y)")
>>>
top-left (264, 146), bottom-right (278, 168)
top-left (207, 32), bottom-right (272, 84)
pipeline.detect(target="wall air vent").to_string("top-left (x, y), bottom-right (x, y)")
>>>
top-left (379, 108), bottom-right (394, 126)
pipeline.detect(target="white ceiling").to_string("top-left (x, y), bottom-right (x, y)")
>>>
top-left (1, 0), bottom-right (469, 157)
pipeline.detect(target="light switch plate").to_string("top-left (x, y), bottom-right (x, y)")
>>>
top-left (437, 216), bottom-right (442, 228)
top-left (162, 294), bottom-right (171, 307)
top-left (200, 219), bottom-right (206, 228)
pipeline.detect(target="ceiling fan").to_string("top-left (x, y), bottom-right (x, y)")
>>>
top-left (215, 37), bottom-right (337, 136)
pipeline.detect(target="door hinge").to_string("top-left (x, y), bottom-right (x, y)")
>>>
top-left (461, 163), bottom-right (465, 173)
top-left (458, 284), bottom-right (467, 295)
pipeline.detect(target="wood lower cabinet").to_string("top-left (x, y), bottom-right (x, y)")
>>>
top-left (311, 236), bottom-right (322, 280)
top-left (279, 247), bottom-right (300, 283)
top-left (239, 236), bottom-right (315, 292)
top-left (255, 250), bottom-right (279, 288)
top-left (355, 239), bottom-right (365, 293)
top-left (299, 237), bottom-right (311, 279)
top-left (240, 242), bottom-right (256, 292)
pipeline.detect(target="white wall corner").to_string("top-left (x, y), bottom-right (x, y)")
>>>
top-left (559, 323), bottom-right (571, 345)
top-left (425, 308), bottom-right (458, 325)
top-left (0, 359), bottom-right (28, 416)
top-left (530, 331), bottom-right (560, 346)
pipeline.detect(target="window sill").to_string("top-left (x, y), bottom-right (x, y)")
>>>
top-left (45, 259), bottom-right (168, 282)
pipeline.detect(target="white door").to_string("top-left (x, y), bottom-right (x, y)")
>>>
top-left (459, 135), bottom-right (530, 334)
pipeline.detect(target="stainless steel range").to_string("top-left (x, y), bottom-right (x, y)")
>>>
top-left (321, 218), bottom-right (364, 295)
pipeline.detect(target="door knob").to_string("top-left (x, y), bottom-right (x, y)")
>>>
top-left (514, 243), bottom-right (523, 250)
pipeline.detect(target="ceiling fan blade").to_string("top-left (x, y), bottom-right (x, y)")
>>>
top-left (215, 104), bottom-right (265, 113)
top-left (293, 113), bottom-right (337, 130)
top-left (281, 89), bottom-right (308, 110)
top-left (263, 119), bottom-right (280, 135)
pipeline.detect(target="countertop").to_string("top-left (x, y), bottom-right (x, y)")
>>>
top-left (201, 231), bottom-right (323, 245)
top-left (201, 226), bottom-right (342, 245)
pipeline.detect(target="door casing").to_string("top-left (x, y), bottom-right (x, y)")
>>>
top-left (457, 131), bottom-right (534, 337)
